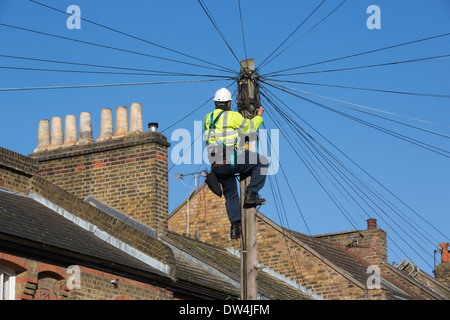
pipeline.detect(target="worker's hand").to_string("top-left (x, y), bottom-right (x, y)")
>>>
top-left (256, 107), bottom-right (264, 116)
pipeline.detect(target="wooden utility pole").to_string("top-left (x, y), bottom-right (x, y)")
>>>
top-left (238, 58), bottom-right (259, 300)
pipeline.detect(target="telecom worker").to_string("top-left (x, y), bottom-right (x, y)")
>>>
top-left (204, 87), bottom-right (268, 239)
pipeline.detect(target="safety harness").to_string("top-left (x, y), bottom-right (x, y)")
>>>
top-left (208, 110), bottom-right (238, 172)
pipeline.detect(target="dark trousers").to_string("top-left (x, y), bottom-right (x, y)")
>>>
top-left (212, 150), bottom-right (268, 224)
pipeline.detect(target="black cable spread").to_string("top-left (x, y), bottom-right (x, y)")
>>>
top-left (264, 31), bottom-right (450, 76)
top-left (260, 84), bottom-right (444, 268)
top-left (197, 0), bottom-right (241, 64)
top-left (257, 0), bottom-right (328, 70)
top-left (259, 0), bottom-right (348, 71)
top-left (3, 0), bottom-right (447, 281)
top-left (237, 0), bottom-right (248, 62)
top-left (262, 85), bottom-right (447, 247)
top-left (0, 23), bottom-right (232, 74)
top-left (0, 79), bottom-right (225, 92)
top-left (29, 0), bottom-right (235, 74)
top-left (263, 80), bottom-right (450, 158)
top-left (264, 77), bottom-right (450, 99)
top-left (266, 54), bottom-right (450, 77)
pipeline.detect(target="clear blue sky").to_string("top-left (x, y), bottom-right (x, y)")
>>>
top-left (1, 0), bottom-right (449, 276)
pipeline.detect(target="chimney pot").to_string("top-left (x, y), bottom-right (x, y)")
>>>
top-left (63, 115), bottom-right (78, 147)
top-left (438, 242), bottom-right (450, 263)
top-left (77, 112), bottom-right (94, 145)
top-left (129, 102), bottom-right (144, 134)
top-left (97, 108), bottom-right (113, 142)
top-left (367, 218), bottom-right (377, 230)
top-left (34, 119), bottom-right (50, 153)
top-left (148, 122), bottom-right (159, 132)
top-left (47, 117), bottom-right (63, 150)
top-left (113, 106), bottom-right (128, 138)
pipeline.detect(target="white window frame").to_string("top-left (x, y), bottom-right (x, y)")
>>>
top-left (0, 265), bottom-right (15, 300)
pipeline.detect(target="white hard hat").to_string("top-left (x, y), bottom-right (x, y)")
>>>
top-left (214, 88), bottom-right (232, 102)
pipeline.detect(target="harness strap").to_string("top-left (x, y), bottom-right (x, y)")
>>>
top-left (208, 110), bottom-right (237, 173)
top-left (209, 110), bottom-right (225, 130)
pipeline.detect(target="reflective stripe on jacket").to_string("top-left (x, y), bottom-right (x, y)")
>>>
top-left (204, 109), bottom-right (263, 147)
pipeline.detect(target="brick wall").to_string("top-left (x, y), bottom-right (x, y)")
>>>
top-left (1, 251), bottom-right (172, 300)
top-left (30, 131), bottom-right (170, 235)
top-left (0, 147), bottom-right (176, 300)
top-left (29, 174), bottom-right (176, 271)
top-left (315, 220), bottom-right (388, 268)
top-left (169, 184), bottom-right (231, 242)
top-left (0, 148), bottom-right (38, 194)
top-left (254, 215), bottom-right (370, 300)
top-left (169, 184), bottom-right (450, 300)
top-left (168, 184), bottom-right (371, 300)
top-left (0, 147), bottom-right (175, 272)
top-left (435, 263), bottom-right (450, 287)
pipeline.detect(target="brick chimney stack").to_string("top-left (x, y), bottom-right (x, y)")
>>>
top-left (315, 218), bottom-right (387, 267)
top-left (435, 242), bottom-right (450, 286)
top-left (438, 242), bottom-right (449, 263)
top-left (30, 103), bottom-right (170, 235)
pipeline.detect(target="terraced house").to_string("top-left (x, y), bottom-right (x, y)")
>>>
top-left (0, 103), bottom-right (449, 300)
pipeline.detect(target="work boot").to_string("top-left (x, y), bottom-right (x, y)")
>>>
top-left (244, 190), bottom-right (266, 206)
top-left (230, 221), bottom-right (241, 239)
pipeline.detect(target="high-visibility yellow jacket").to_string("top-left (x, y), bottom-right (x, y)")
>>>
top-left (204, 109), bottom-right (263, 148)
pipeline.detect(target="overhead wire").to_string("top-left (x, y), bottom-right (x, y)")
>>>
top-left (260, 94), bottom-right (347, 299)
top-left (263, 89), bottom-right (394, 268)
top-left (259, 0), bottom-right (347, 71)
top-left (267, 85), bottom-right (450, 141)
top-left (260, 84), bottom-right (437, 268)
top-left (96, 127), bottom-right (205, 268)
top-left (261, 87), bottom-right (364, 229)
top-left (261, 117), bottom-right (348, 298)
top-left (263, 80), bottom-right (450, 159)
top-left (266, 53), bottom-right (450, 77)
top-left (237, 0), bottom-right (248, 62)
top-left (160, 81), bottom-right (237, 134)
top-left (263, 86), bottom-right (362, 229)
top-left (264, 77), bottom-right (450, 99)
top-left (265, 155), bottom-right (307, 288)
top-left (262, 81), bottom-right (448, 255)
top-left (28, 0), bottom-right (235, 74)
top-left (0, 65), bottom-right (238, 79)
top-left (94, 81), bottom-right (236, 254)
top-left (0, 79), bottom-right (226, 92)
top-left (89, 90), bottom-right (221, 259)
top-left (262, 85), bottom-right (448, 245)
top-left (257, 0), bottom-right (327, 70)
top-left (0, 53), bottom-right (233, 78)
top-left (197, 0), bottom-right (241, 64)
top-left (0, 23), bottom-right (234, 74)
top-left (9, 0), bottom-right (448, 285)
top-left (269, 86), bottom-right (450, 132)
top-left (263, 31), bottom-right (450, 76)
top-left (261, 121), bottom-right (306, 286)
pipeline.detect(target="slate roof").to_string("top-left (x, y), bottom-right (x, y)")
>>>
top-left (87, 196), bottom-right (313, 299)
top-left (288, 229), bottom-right (414, 300)
top-left (163, 231), bottom-right (313, 300)
top-left (0, 188), bottom-right (170, 281)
